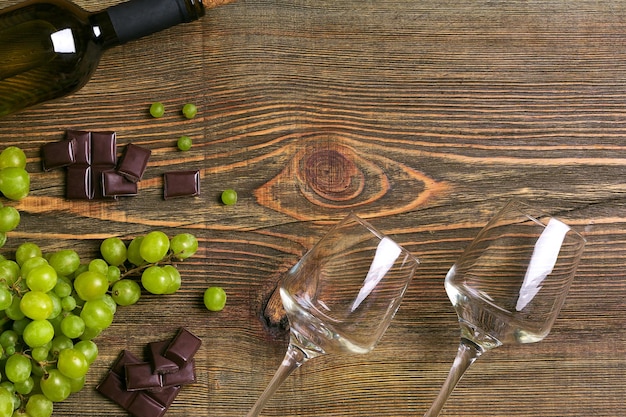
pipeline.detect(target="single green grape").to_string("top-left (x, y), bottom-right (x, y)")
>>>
top-left (53, 277), bottom-right (73, 298)
top-left (73, 271), bottom-right (108, 301)
top-left (47, 291), bottom-right (62, 320)
top-left (4, 353), bottom-right (32, 383)
top-left (79, 299), bottom-right (114, 331)
top-left (25, 393), bottom-right (54, 417)
top-left (60, 314), bottom-right (85, 339)
top-left (0, 146), bottom-right (26, 170)
top-left (0, 167), bottom-right (30, 201)
top-left (74, 340), bottom-right (98, 365)
top-left (25, 264), bottom-right (58, 293)
top-left (177, 135), bottom-right (192, 151)
top-left (221, 189), bottom-right (238, 205)
top-left (203, 286), bottom-right (227, 312)
top-left (31, 345), bottom-right (50, 362)
top-left (100, 237), bottom-right (127, 266)
top-left (162, 265), bottom-right (181, 294)
top-left (0, 386), bottom-right (14, 417)
top-left (106, 265), bottom-right (121, 284)
top-left (139, 231), bottom-right (170, 263)
top-left (50, 335), bottom-right (73, 358)
top-left (87, 258), bottom-right (108, 275)
top-left (4, 297), bottom-right (25, 321)
top-left (182, 103), bottom-right (197, 119)
top-left (170, 233), bottom-right (198, 260)
top-left (141, 266), bottom-right (172, 295)
top-left (14, 376), bottom-right (34, 395)
top-left (0, 259), bottom-right (20, 285)
top-left (40, 368), bottom-right (71, 402)
top-left (57, 348), bottom-right (89, 379)
top-left (22, 320), bottom-right (54, 348)
top-left (127, 236), bottom-right (146, 266)
top-left (60, 295), bottom-right (77, 312)
top-left (47, 250), bottom-right (80, 276)
top-left (68, 374), bottom-right (86, 393)
top-left (0, 329), bottom-right (18, 348)
top-left (149, 102), bottom-right (165, 118)
top-left (111, 279), bottom-right (141, 306)
top-left (15, 243), bottom-right (42, 266)
top-left (0, 286), bottom-right (12, 310)
top-left (0, 206), bottom-right (19, 233)
top-left (19, 291), bottom-right (53, 320)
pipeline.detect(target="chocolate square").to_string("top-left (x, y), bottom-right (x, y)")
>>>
top-left (91, 167), bottom-right (116, 200)
top-left (163, 327), bottom-right (202, 367)
top-left (125, 362), bottom-right (163, 391)
top-left (96, 371), bottom-right (138, 409)
top-left (163, 170), bottom-right (200, 200)
top-left (66, 130), bottom-right (91, 165)
top-left (102, 171), bottom-right (138, 197)
top-left (148, 340), bottom-right (179, 375)
top-left (117, 144), bottom-right (151, 182)
top-left (111, 349), bottom-right (143, 375)
top-left (91, 131), bottom-right (117, 166)
top-left (66, 166), bottom-right (92, 200)
top-left (127, 392), bottom-right (167, 417)
top-left (146, 385), bottom-right (181, 407)
top-left (162, 359), bottom-right (195, 387)
top-left (41, 139), bottom-right (75, 171)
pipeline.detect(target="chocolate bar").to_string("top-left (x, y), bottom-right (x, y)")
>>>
top-left (117, 144), bottom-right (151, 182)
top-left (163, 327), bottom-right (202, 367)
top-left (163, 170), bottom-right (200, 199)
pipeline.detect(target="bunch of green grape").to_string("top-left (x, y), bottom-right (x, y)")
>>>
top-left (0, 231), bottom-right (198, 417)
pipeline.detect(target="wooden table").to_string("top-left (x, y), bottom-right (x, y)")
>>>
top-left (0, 0), bottom-right (624, 416)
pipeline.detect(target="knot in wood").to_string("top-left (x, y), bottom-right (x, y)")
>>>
top-left (303, 149), bottom-right (363, 201)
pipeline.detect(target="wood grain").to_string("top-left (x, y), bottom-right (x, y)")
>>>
top-left (0, 0), bottom-right (624, 416)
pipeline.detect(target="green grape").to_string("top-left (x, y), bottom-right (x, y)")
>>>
top-left (139, 231), bottom-right (170, 263)
top-left (203, 286), bottom-right (227, 312)
top-left (71, 264), bottom-right (88, 279)
top-left (68, 374), bottom-right (86, 393)
top-left (141, 266), bottom-right (172, 295)
top-left (78, 326), bottom-right (101, 341)
top-left (181, 103), bottom-right (197, 119)
top-left (100, 294), bottom-right (117, 315)
top-left (0, 386), bottom-right (13, 417)
top-left (5, 354), bottom-right (32, 383)
top-left (87, 259), bottom-right (108, 276)
top-left (14, 376), bottom-right (34, 395)
top-left (60, 296), bottom-right (76, 312)
top-left (0, 329), bottom-right (18, 348)
top-left (106, 265), bottom-right (121, 284)
top-left (49, 335), bottom-right (73, 358)
top-left (25, 394), bottom-right (54, 417)
top-left (111, 279), bottom-right (141, 306)
top-left (73, 340), bottom-right (98, 365)
top-left (163, 265), bottom-right (181, 294)
top-left (4, 297), bottom-right (25, 321)
top-left (170, 233), bottom-right (198, 260)
top-left (79, 299), bottom-right (114, 331)
top-left (149, 101), bottom-right (165, 118)
top-left (0, 146), bottom-right (26, 170)
top-left (46, 292), bottom-right (62, 319)
top-left (23, 320), bottom-right (54, 348)
top-left (25, 264), bottom-right (58, 293)
top-left (31, 345), bottom-right (49, 362)
top-left (40, 369), bottom-right (71, 402)
top-left (0, 260), bottom-right (20, 285)
top-left (12, 317), bottom-right (30, 335)
top-left (60, 314), bottom-right (85, 339)
top-left (20, 258), bottom-right (48, 284)
top-left (126, 236), bottom-right (145, 266)
top-left (0, 167), bottom-right (30, 201)
top-left (47, 250), bottom-right (80, 276)
top-left (19, 291), bottom-right (53, 321)
top-left (57, 348), bottom-right (89, 379)
top-left (0, 286), bottom-right (12, 310)
top-left (0, 206), bottom-right (19, 233)
top-left (177, 135), bottom-right (192, 151)
top-left (15, 243), bottom-right (42, 266)
top-left (220, 188), bottom-right (238, 205)
top-left (73, 271), bottom-right (108, 301)
top-left (100, 237), bottom-right (127, 266)
top-left (53, 277), bottom-right (72, 298)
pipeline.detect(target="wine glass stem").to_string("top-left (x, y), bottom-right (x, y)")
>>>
top-left (246, 343), bottom-right (310, 417)
top-left (424, 338), bottom-right (484, 417)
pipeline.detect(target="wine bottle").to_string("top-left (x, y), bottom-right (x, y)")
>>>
top-left (0, 0), bottom-right (230, 117)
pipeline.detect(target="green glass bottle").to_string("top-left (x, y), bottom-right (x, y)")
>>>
top-left (0, 0), bottom-right (206, 117)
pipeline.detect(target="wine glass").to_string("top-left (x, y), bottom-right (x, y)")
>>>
top-left (424, 199), bottom-right (586, 417)
top-left (247, 213), bottom-right (420, 416)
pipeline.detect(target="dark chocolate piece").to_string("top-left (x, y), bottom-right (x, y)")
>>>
top-left (146, 385), bottom-right (181, 407)
top-left (66, 130), bottom-right (91, 165)
top-left (66, 166), bottom-right (92, 200)
top-left (125, 362), bottom-right (163, 391)
top-left (90, 131), bottom-right (117, 166)
top-left (111, 349), bottom-right (143, 375)
top-left (41, 139), bottom-right (75, 171)
top-left (163, 170), bottom-right (200, 200)
top-left (163, 327), bottom-right (202, 367)
top-left (117, 144), bottom-right (151, 182)
top-left (162, 359), bottom-right (195, 387)
top-left (96, 371), bottom-right (138, 409)
top-left (127, 392), bottom-right (167, 417)
top-left (102, 170), bottom-right (138, 197)
top-left (148, 340), bottom-right (179, 374)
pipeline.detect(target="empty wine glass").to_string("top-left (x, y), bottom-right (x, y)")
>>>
top-left (424, 199), bottom-right (586, 417)
top-left (247, 213), bottom-right (419, 416)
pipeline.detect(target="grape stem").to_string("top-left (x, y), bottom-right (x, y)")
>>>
top-left (119, 251), bottom-right (181, 279)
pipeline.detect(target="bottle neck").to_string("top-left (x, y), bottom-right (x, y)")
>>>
top-left (92, 0), bottom-right (205, 49)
